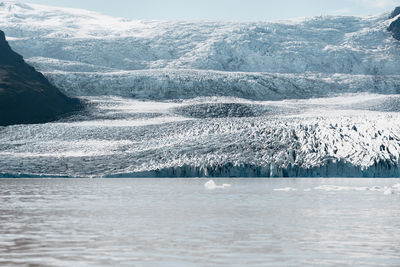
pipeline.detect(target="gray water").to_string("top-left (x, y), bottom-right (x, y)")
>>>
top-left (0, 178), bottom-right (399, 267)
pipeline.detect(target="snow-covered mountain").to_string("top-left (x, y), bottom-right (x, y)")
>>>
top-left (1, 0), bottom-right (400, 100)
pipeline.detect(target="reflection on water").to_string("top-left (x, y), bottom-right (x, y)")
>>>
top-left (0, 178), bottom-right (399, 266)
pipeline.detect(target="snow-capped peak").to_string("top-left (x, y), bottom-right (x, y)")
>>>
top-left (0, 0), bottom-right (150, 39)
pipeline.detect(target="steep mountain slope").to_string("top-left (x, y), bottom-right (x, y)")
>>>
top-left (389, 7), bottom-right (400, 40)
top-left (0, 29), bottom-right (82, 126)
top-left (0, 1), bottom-right (399, 100)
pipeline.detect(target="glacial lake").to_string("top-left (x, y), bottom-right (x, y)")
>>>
top-left (0, 178), bottom-right (399, 266)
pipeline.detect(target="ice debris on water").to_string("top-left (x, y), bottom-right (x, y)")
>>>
top-left (272, 184), bottom-right (400, 195)
top-left (383, 187), bottom-right (395, 195)
top-left (392, 183), bottom-right (400, 189)
top-left (314, 184), bottom-right (400, 195)
top-left (383, 183), bottom-right (400, 195)
top-left (204, 180), bottom-right (231, 190)
top-left (314, 185), bottom-right (370, 191)
top-left (273, 187), bottom-right (297, 192)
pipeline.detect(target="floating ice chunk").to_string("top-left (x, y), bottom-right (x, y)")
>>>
top-left (314, 185), bottom-right (369, 191)
top-left (392, 183), bottom-right (400, 190)
top-left (274, 187), bottom-right (297, 192)
top-left (354, 187), bottom-right (369, 191)
top-left (304, 188), bottom-right (312, 192)
top-left (382, 184), bottom-right (400, 195)
top-left (384, 187), bottom-right (395, 195)
top-left (204, 180), bottom-right (216, 189)
top-left (368, 186), bottom-right (384, 192)
top-left (313, 184), bottom-right (400, 194)
top-left (204, 180), bottom-right (231, 190)
top-left (314, 185), bottom-right (339, 191)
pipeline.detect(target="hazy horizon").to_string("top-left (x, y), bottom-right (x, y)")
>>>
top-left (16, 0), bottom-right (400, 21)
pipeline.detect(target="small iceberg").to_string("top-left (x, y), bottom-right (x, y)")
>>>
top-left (384, 187), bottom-right (394, 195)
top-left (273, 187), bottom-right (297, 192)
top-left (204, 180), bottom-right (231, 190)
top-left (368, 186), bottom-right (383, 192)
top-left (383, 184), bottom-right (400, 195)
top-left (392, 183), bottom-right (400, 190)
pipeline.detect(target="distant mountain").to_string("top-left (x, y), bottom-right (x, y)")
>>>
top-left (0, 30), bottom-right (82, 126)
top-left (0, 1), bottom-right (399, 100)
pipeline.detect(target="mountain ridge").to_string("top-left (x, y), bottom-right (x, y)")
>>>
top-left (389, 7), bottom-right (400, 41)
top-left (0, 29), bottom-right (83, 126)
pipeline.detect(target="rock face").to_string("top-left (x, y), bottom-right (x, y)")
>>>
top-left (390, 6), bottom-right (400, 18)
top-left (389, 7), bottom-right (400, 41)
top-left (0, 30), bottom-right (82, 126)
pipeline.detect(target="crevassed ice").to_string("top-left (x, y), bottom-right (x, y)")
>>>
top-left (0, 1), bottom-right (399, 100)
top-left (1, 2), bottom-right (400, 178)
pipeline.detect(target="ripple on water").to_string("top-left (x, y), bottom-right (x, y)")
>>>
top-left (0, 178), bottom-right (399, 266)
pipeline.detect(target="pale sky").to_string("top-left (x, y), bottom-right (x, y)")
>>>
top-left (20, 0), bottom-right (400, 20)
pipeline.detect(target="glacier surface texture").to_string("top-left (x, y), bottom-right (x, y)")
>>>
top-left (1, 1), bottom-right (400, 177)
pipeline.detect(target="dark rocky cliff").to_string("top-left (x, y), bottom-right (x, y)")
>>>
top-left (0, 30), bottom-right (83, 126)
top-left (390, 7), bottom-right (400, 18)
top-left (389, 7), bottom-right (400, 41)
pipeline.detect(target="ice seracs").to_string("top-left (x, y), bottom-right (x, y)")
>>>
top-left (2, 95), bottom-right (400, 178)
top-left (1, 2), bottom-right (400, 177)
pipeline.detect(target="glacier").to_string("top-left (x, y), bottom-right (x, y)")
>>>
top-left (1, 1), bottom-right (400, 177)
top-left (1, 95), bottom-right (400, 178)
top-left (1, 1), bottom-right (400, 100)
